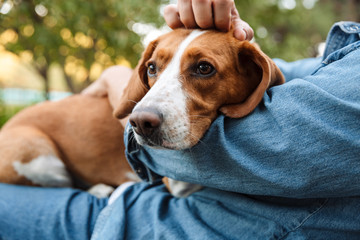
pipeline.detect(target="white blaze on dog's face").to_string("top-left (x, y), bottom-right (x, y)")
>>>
top-left (132, 30), bottom-right (206, 149)
top-left (120, 29), bottom-right (284, 150)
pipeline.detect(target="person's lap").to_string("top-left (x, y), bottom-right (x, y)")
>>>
top-left (0, 183), bottom-right (107, 240)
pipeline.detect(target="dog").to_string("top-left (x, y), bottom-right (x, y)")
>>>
top-left (112, 28), bottom-right (285, 196)
top-left (114, 29), bottom-right (284, 149)
top-left (0, 28), bottom-right (284, 197)
top-left (0, 95), bottom-right (135, 197)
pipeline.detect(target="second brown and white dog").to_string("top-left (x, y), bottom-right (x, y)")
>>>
top-left (0, 28), bottom-right (284, 197)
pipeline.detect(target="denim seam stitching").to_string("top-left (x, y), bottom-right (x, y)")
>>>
top-left (322, 42), bottom-right (359, 65)
top-left (324, 27), bottom-right (344, 60)
top-left (339, 22), bottom-right (360, 34)
top-left (278, 198), bottom-right (329, 240)
top-left (313, 43), bottom-right (360, 75)
top-left (323, 36), bottom-right (346, 64)
top-left (90, 204), bottom-right (115, 239)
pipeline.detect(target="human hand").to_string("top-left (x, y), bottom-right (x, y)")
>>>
top-left (163, 0), bottom-right (253, 41)
top-left (82, 66), bottom-right (133, 127)
top-left (81, 73), bottom-right (109, 98)
top-left (81, 66), bottom-right (132, 97)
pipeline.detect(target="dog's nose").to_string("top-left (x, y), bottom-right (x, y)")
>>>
top-left (129, 109), bottom-right (162, 137)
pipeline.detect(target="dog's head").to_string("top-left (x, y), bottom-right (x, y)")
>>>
top-left (114, 29), bottom-right (284, 150)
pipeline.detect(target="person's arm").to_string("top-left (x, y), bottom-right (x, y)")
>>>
top-left (82, 65), bottom-right (132, 127)
top-left (125, 43), bottom-right (360, 198)
top-left (273, 57), bottom-right (322, 82)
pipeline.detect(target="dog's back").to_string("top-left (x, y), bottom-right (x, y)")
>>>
top-left (0, 95), bottom-right (132, 188)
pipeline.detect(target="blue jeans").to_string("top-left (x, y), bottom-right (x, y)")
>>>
top-left (1, 22), bottom-right (360, 240)
top-left (1, 183), bottom-right (360, 240)
top-left (0, 184), bottom-right (107, 240)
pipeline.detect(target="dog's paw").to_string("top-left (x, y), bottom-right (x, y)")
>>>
top-left (87, 183), bottom-right (115, 198)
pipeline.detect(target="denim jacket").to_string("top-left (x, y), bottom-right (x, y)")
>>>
top-left (92, 22), bottom-right (360, 239)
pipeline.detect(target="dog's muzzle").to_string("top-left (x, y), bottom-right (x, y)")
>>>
top-left (129, 107), bottom-right (164, 147)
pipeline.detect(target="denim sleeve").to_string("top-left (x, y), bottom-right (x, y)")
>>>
top-left (273, 57), bottom-right (322, 82)
top-left (125, 22), bottom-right (360, 198)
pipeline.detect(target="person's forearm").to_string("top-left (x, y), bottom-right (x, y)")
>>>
top-left (82, 66), bottom-right (133, 127)
top-left (273, 57), bottom-right (322, 82)
top-left (126, 47), bottom-right (360, 198)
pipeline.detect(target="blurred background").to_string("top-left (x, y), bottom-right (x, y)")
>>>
top-left (0, 0), bottom-right (359, 126)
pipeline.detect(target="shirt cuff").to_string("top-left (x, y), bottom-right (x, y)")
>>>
top-left (123, 122), bottom-right (163, 183)
top-left (108, 181), bottom-right (136, 205)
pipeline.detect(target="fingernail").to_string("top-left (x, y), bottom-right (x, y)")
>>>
top-left (234, 28), bottom-right (246, 40)
top-left (242, 28), bottom-right (247, 40)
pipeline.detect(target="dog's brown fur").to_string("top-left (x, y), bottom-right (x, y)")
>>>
top-left (0, 95), bottom-right (132, 187)
top-left (0, 29), bottom-right (284, 192)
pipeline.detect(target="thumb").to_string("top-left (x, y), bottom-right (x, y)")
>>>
top-left (231, 5), bottom-right (254, 41)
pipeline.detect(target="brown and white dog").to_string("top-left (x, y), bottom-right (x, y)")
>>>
top-left (0, 96), bottom-right (135, 196)
top-left (0, 28), bottom-right (284, 197)
top-left (115, 29), bottom-right (284, 150)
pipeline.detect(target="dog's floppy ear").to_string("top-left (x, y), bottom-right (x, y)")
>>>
top-left (113, 39), bottom-right (158, 119)
top-left (220, 41), bottom-right (285, 118)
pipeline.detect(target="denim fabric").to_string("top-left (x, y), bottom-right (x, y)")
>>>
top-left (1, 21), bottom-right (360, 240)
top-left (92, 183), bottom-right (360, 240)
top-left (0, 183), bottom-right (107, 240)
top-left (272, 57), bottom-right (322, 82)
top-left (95, 21), bottom-right (360, 239)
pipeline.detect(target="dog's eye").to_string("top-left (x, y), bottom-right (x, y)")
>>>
top-left (147, 63), bottom-right (157, 77)
top-left (196, 62), bottom-right (215, 76)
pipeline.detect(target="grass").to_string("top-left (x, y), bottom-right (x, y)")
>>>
top-left (0, 102), bottom-right (26, 128)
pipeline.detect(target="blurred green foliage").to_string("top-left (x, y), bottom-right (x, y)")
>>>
top-left (0, 100), bottom-right (25, 127)
top-left (0, 0), bottom-right (359, 128)
top-left (236, 0), bottom-right (359, 60)
top-left (0, 0), bottom-right (166, 92)
top-left (0, 87), bottom-right (32, 127)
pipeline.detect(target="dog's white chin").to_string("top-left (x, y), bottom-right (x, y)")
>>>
top-left (134, 132), bottom-right (193, 150)
top-left (161, 140), bottom-right (192, 150)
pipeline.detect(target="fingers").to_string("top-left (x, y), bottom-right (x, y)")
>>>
top-left (163, 4), bottom-right (184, 29)
top-left (230, 6), bottom-right (254, 41)
top-left (242, 21), bottom-right (254, 40)
top-left (81, 66), bottom-right (133, 98)
top-left (175, 0), bottom-right (232, 30)
top-left (163, 0), bottom-right (254, 41)
top-left (178, 0), bottom-right (197, 29)
top-left (166, 0), bottom-right (215, 29)
top-left (234, 20), bottom-right (254, 41)
top-left (81, 78), bottom-right (108, 97)
top-left (213, 0), bottom-right (232, 31)
top-left (192, 0), bottom-right (213, 29)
